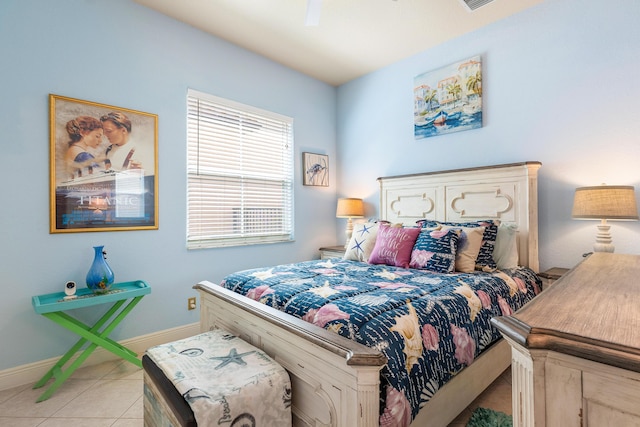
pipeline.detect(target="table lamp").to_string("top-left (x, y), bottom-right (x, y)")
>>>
top-left (336, 197), bottom-right (364, 247)
top-left (571, 184), bottom-right (638, 252)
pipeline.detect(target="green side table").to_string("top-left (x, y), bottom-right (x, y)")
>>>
top-left (31, 280), bottom-right (150, 402)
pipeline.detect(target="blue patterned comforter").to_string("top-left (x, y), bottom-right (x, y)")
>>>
top-left (221, 258), bottom-right (541, 426)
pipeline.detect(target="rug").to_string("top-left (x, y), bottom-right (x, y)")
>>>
top-left (466, 407), bottom-right (513, 427)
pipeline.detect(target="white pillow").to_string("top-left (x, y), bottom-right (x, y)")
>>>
top-left (343, 222), bottom-right (379, 262)
top-left (493, 223), bottom-right (518, 269)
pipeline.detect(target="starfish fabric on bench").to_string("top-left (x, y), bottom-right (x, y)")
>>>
top-left (145, 329), bottom-right (291, 426)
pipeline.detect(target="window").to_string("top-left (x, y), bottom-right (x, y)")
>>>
top-left (187, 89), bottom-right (294, 249)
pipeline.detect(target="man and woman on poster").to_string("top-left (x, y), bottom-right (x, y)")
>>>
top-left (64, 111), bottom-right (146, 181)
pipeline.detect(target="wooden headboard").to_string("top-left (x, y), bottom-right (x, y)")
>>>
top-left (378, 162), bottom-right (541, 272)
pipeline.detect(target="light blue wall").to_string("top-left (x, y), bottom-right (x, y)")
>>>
top-left (0, 0), bottom-right (337, 370)
top-left (336, 0), bottom-right (640, 272)
top-left (2, 0), bottom-right (639, 373)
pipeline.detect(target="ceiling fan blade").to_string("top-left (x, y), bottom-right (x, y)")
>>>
top-left (305, 0), bottom-right (322, 26)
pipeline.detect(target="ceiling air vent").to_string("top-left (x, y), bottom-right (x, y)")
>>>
top-left (459, 0), bottom-right (494, 11)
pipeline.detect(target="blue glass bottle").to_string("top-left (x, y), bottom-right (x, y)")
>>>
top-left (86, 246), bottom-right (115, 294)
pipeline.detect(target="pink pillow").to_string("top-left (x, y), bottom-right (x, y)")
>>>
top-left (368, 224), bottom-right (420, 268)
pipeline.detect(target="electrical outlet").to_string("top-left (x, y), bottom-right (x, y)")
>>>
top-left (188, 297), bottom-right (197, 310)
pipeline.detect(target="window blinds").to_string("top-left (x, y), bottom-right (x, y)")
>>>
top-left (187, 89), bottom-right (294, 249)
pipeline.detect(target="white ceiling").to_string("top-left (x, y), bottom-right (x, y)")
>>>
top-left (134, 0), bottom-right (545, 86)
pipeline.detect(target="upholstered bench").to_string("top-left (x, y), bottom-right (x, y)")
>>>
top-left (143, 329), bottom-right (292, 427)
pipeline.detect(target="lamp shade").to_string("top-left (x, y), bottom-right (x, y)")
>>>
top-left (572, 185), bottom-right (639, 220)
top-left (336, 198), bottom-right (364, 218)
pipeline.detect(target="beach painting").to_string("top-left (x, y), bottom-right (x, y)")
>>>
top-left (414, 55), bottom-right (483, 139)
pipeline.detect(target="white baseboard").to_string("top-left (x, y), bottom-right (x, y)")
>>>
top-left (0, 322), bottom-right (201, 392)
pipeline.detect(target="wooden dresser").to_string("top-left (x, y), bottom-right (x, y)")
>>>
top-left (492, 253), bottom-right (640, 427)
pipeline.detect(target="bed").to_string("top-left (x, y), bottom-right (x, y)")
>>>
top-left (195, 161), bottom-right (542, 427)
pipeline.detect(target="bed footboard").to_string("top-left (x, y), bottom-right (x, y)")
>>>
top-left (195, 280), bottom-right (386, 427)
top-left (196, 280), bottom-right (511, 427)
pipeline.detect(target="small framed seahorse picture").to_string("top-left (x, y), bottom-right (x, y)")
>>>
top-left (302, 152), bottom-right (329, 187)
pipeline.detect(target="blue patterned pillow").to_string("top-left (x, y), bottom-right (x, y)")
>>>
top-left (416, 220), bottom-right (498, 270)
top-left (409, 228), bottom-right (460, 273)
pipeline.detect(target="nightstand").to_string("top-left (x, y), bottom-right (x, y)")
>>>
top-left (538, 267), bottom-right (570, 290)
top-left (319, 246), bottom-right (345, 260)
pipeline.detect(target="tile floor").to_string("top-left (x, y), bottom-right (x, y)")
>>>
top-left (0, 360), bottom-right (143, 427)
top-left (447, 367), bottom-right (512, 427)
top-left (0, 359), bottom-right (511, 427)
